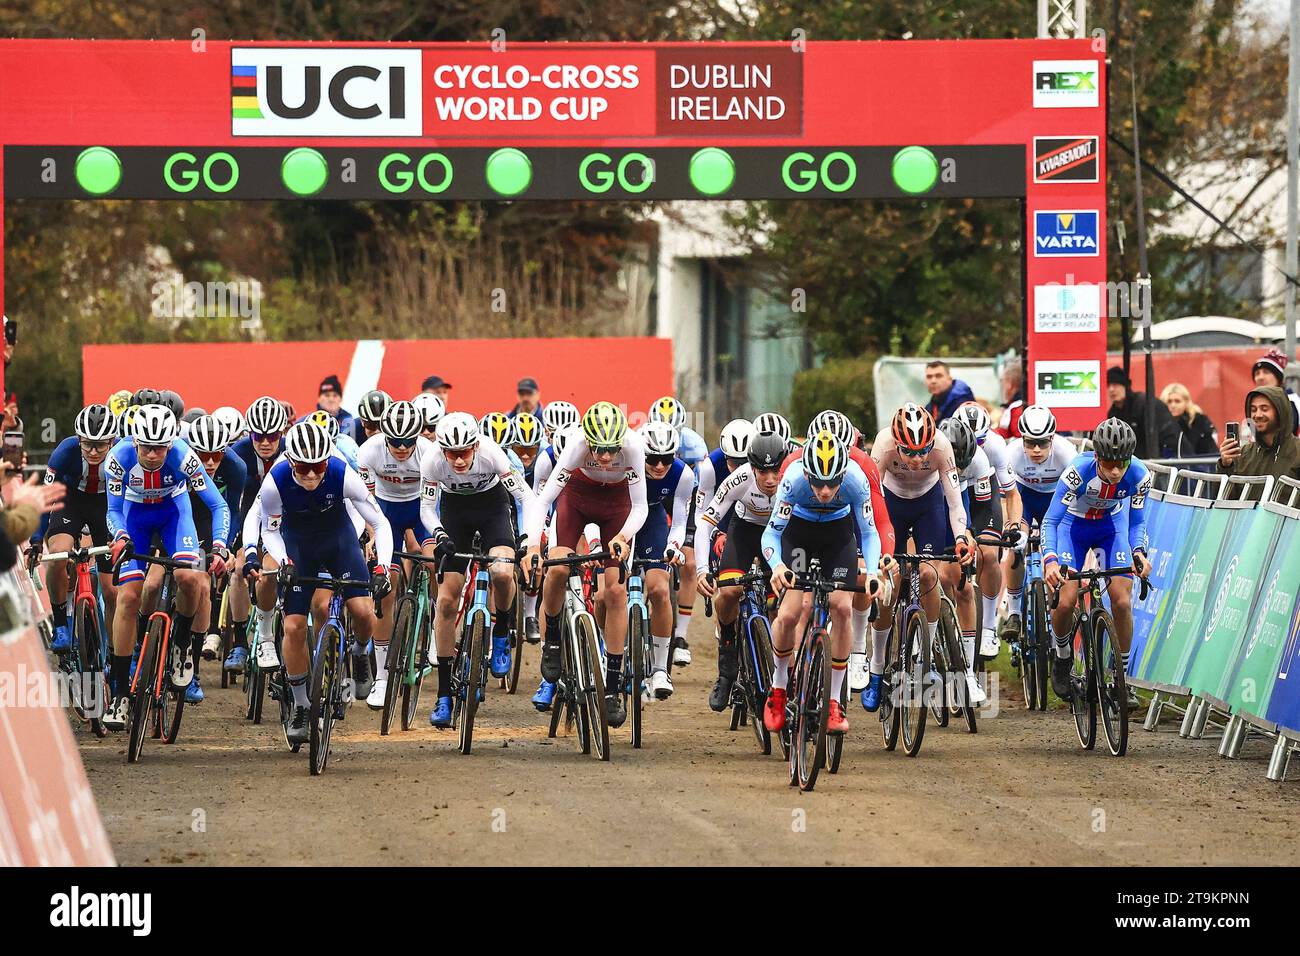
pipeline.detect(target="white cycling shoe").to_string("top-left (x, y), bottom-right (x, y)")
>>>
top-left (672, 640), bottom-right (692, 666)
top-left (202, 633), bottom-right (221, 660)
top-left (171, 645), bottom-right (193, 689)
top-left (979, 627), bottom-right (1001, 658)
top-left (848, 653), bottom-right (871, 694)
top-left (646, 669), bottom-right (674, 701)
top-left (964, 669), bottom-right (988, 705)
top-left (255, 639), bottom-right (280, 670)
top-left (365, 677), bottom-right (387, 710)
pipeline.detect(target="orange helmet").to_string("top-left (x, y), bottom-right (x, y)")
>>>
top-left (892, 403), bottom-right (935, 454)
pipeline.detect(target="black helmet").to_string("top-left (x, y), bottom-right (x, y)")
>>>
top-left (182, 407), bottom-right (207, 425)
top-left (159, 390), bottom-right (185, 420)
top-left (747, 432), bottom-right (787, 470)
top-left (131, 387), bottom-right (162, 408)
top-left (1092, 417), bottom-right (1137, 461)
top-left (939, 417), bottom-right (977, 471)
top-left (358, 389), bottom-right (393, 425)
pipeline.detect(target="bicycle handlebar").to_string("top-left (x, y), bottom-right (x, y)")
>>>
top-left (41, 545), bottom-right (113, 564)
top-left (537, 549), bottom-right (627, 585)
top-left (1049, 565), bottom-right (1152, 607)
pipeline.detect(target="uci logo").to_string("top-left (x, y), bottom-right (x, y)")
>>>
top-left (231, 48), bottom-right (423, 137)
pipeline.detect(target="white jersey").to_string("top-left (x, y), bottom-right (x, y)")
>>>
top-left (357, 434), bottom-right (437, 503)
top-left (870, 426), bottom-right (967, 539)
top-left (419, 436), bottom-right (535, 543)
top-left (957, 446), bottom-right (994, 494)
top-left (241, 447), bottom-right (367, 547)
top-left (692, 463), bottom-right (776, 573)
top-left (978, 429), bottom-right (1016, 493)
top-left (1008, 434), bottom-right (1077, 496)
top-left (525, 429), bottom-right (648, 545)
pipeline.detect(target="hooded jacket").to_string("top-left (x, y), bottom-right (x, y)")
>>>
top-left (1216, 386), bottom-right (1300, 483)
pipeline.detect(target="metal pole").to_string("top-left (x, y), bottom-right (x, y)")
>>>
top-left (1286, 0), bottom-right (1299, 388)
top-left (1130, 49), bottom-right (1159, 456)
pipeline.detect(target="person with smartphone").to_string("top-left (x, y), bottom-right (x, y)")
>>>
top-left (1217, 386), bottom-right (1300, 487)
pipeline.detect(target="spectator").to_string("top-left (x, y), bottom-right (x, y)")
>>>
top-left (421, 375), bottom-right (452, 402)
top-left (996, 356), bottom-right (1024, 439)
top-left (1250, 348), bottom-right (1300, 437)
top-left (512, 377), bottom-right (541, 416)
top-left (313, 374), bottom-right (358, 440)
top-left (1106, 366), bottom-right (1178, 459)
top-left (924, 360), bottom-right (975, 423)
top-left (1160, 383), bottom-right (1218, 459)
top-left (0, 469), bottom-right (65, 573)
top-left (1216, 385), bottom-right (1300, 484)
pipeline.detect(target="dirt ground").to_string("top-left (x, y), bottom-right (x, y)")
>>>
top-left (79, 614), bottom-right (1300, 866)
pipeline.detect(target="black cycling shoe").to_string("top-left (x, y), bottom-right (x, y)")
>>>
top-left (708, 674), bottom-right (734, 713)
top-left (351, 652), bottom-right (373, 701)
top-left (540, 639), bottom-right (562, 683)
top-left (1051, 654), bottom-right (1074, 701)
top-left (1000, 613), bottom-right (1021, 642)
top-left (605, 692), bottom-right (626, 728)
top-left (285, 705), bottom-right (310, 746)
top-left (524, 616), bottom-right (541, 645)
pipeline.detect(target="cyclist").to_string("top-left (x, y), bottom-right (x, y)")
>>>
top-left (212, 406), bottom-right (247, 444)
top-left (954, 401), bottom-right (1021, 657)
top-left (355, 389), bottom-right (392, 443)
top-left (760, 431), bottom-right (882, 735)
top-left (357, 400), bottom-right (438, 709)
top-left (102, 405), bottom-right (231, 731)
top-left (252, 421), bottom-right (393, 746)
top-left (541, 401), bottom-right (580, 445)
top-left (1042, 418), bottom-right (1151, 710)
top-left (937, 416), bottom-right (993, 703)
top-left (865, 404), bottom-right (975, 712)
top-left (229, 397), bottom-right (289, 673)
top-left (34, 403), bottom-right (119, 654)
top-left (186, 415), bottom-right (247, 691)
top-left (420, 412), bottom-right (536, 728)
top-left (753, 412), bottom-right (793, 452)
top-left (1001, 404), bottom-right (1077, 642)
top-left (634, 421), bottom-right (696, 700)
top-left (525, 402), bottom-right (648, 728)
top-left (695, 432), bottom-right (785, 711)
top-left (792, 409), bottom-right (895, 694)
top-left (412, 392), bottom-right (445, 442)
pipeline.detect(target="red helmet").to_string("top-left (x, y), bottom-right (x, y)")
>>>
top-left (892, 403), bottom-right (935, 453)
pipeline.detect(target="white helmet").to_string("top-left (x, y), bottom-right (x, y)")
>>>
top-left (187, 415), bottom-right (233, 454)
top-left (412, 392), bottom-right (446, 429)
top-left (640, 420), bottom-right (681, 456)
top-left (436, 412), bottom-right (480, 451)
top-left (719, 419), bottom-right (756, 459)
top-left (648, 396), bottom-right (688, 430)
top-left (752, 412), bottom-right (792, 448)
top-left (1018, 404), bottom-right (1057, 441)
top-left (956, 402), bottom-right (992, 442)
top-left (246, 396), bottom-right (288, 435)
top-left (74, 404), bottom-right (117, 442)
top-left (131, 404), bottom-right (178, 445)
top-left (542, 400), bottom-right (579, 435)
top-left (213, 406), bottom-right (247, 440)
top-left (284, 421), bottom-right (332, 464)
top-left (553, 424), bottom-right (578, 457)
top-left (381, 401), bottom-right (423, 441)
top-left (808, 409), bottom-right (857, 448)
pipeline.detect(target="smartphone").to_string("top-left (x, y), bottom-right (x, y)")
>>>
top-left (1225, 422), bottom-right (1239, 444)
top-left (2, 430), bottom-right (21, 470)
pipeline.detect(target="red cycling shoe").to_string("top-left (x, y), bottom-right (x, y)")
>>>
top-left (827, 699), bottom-right (849, 734)
top-left (763, 687), bottom-right (787, 731)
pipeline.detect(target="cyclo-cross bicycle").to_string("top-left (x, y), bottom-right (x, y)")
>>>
top-left (212, 574), bottom-right (237, 690)
top-left (441, 533), bottom-right (519, 756)
top-left (40, 545), bottom-right (113, 737)
top-left (281, 569), bottom-right (382, 775)
top-left (881, 549), bottom-right (964, 758)
top-left (621, 557), bottom-right (677, 749)
top-left (707, 560), bottom-right (776, 756)
top-left (114, 547), bottom-right (207, 762)
top-left (537, 549), bottom-right (616, 761)
top-left (970, 528), bottom-right (1022, 698)
top-left (244, 595), bottom-right (284, 725)
top-left (381, 549), bottom-right (437, 735)
top-left (1053, 566), bottom-right (1151, 757)
top-left (1009, 528), bottom-right (1050, 711)
top-left (498, 556), bottom-right (528, 696)
top-left (925, 557), bottom-right (976, 734)
top-left (778, 559), bottom-right (867, 793)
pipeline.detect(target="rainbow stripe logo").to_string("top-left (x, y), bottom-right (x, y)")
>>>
top-left (231, 64), bottom-right (262, 119)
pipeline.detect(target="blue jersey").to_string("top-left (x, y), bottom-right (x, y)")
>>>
top-left (762, 460), bottom-right (881, 573)
top-left (37, 436), bottom-right (108, 538)
top-left (190, 452), bottom-right (247, 523)
top-left (267, 456), bottom-right (353, 540)
top-left (1041, 453), bottom-right (1151, 566)
top-left (678, 427), bottom-right (709, 468)
top-left (106, 438), bottom-right (231, 548)
top-left (646, 458), bottom-right (688, 513)
top-left (231, 433), bottom-right (285, 515)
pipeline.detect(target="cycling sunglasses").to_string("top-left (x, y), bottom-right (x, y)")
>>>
top-left (1023, 437), bottom-right (1052, 450)
top-left (197, 451), bottom-right (225, 465)
top-left (386, 436), bottom-right (418, 449)
top-left (252, 430), bottom-right (283, 443)
top-left (136, 442), bottom-right (170, 456)
top-left (591, 444), bottom-right (621, 455)
top-left (808, 477), bottom-right (843, 491)
top-left (78, 440), bottom-right (111, 454)
top-left (291, 459), bottom-right (328, 477)
top-left (646, 454), bottom-right (675, 468)
top-left (897, 443), bottom-right (933, 458)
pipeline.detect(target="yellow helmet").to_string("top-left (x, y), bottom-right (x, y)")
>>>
top-left (479, 411), bottom-right (515, 446)
top-left (513, 412), bottom-right (542, 448)
top-left (802, 429), bottom-right (848, 483)
top-left (107, 389), bottom-right (132, 418)
top-left (307, 409), bottom-right (340, 441)
top-left (582, 401), bottom-right (627, 449)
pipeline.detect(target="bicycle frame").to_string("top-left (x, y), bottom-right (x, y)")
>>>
top-left (391, 552), bottom-right (433, 690)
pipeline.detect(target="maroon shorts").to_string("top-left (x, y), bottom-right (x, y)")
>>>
top-left (554, 474), bottom-right (630, 567)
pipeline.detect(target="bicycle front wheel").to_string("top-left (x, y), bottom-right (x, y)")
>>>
top-left (931, 600), bottom-right (954, 726)
top-left (900, 609), bottom-right (928, 757)
top-left (77, 601), bottom-right (109, 738)
top-left (506, 583), bottom-right (525, 695)
top-left (457, 614), bottom-right (486, 755)
top-left (382, 596), bottom-right (414, 736)
top-left (748, 614), bottom-right (774, 755)
top-left (127, 626), bottom-right (161, 764)
top-left (1071, 620), bottom-right (1097, 750)
top-left (576, 614), bottom-right (610, 761)
top-left (794, 628), bottom-right (830, 792)
top-left (880, 615), bottom-right (902, 752)
top-left (628, 605), bottom-right (647, 749)
top-left (1030, 580), bottom-right (1050, 710)
top-left (309, 626), bottom-right (340, 775)
top-left (1095, 611), bottom-right (1128, 757)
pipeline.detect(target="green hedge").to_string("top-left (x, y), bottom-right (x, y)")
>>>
top-left (789, 354), bottom-right (878, 439)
